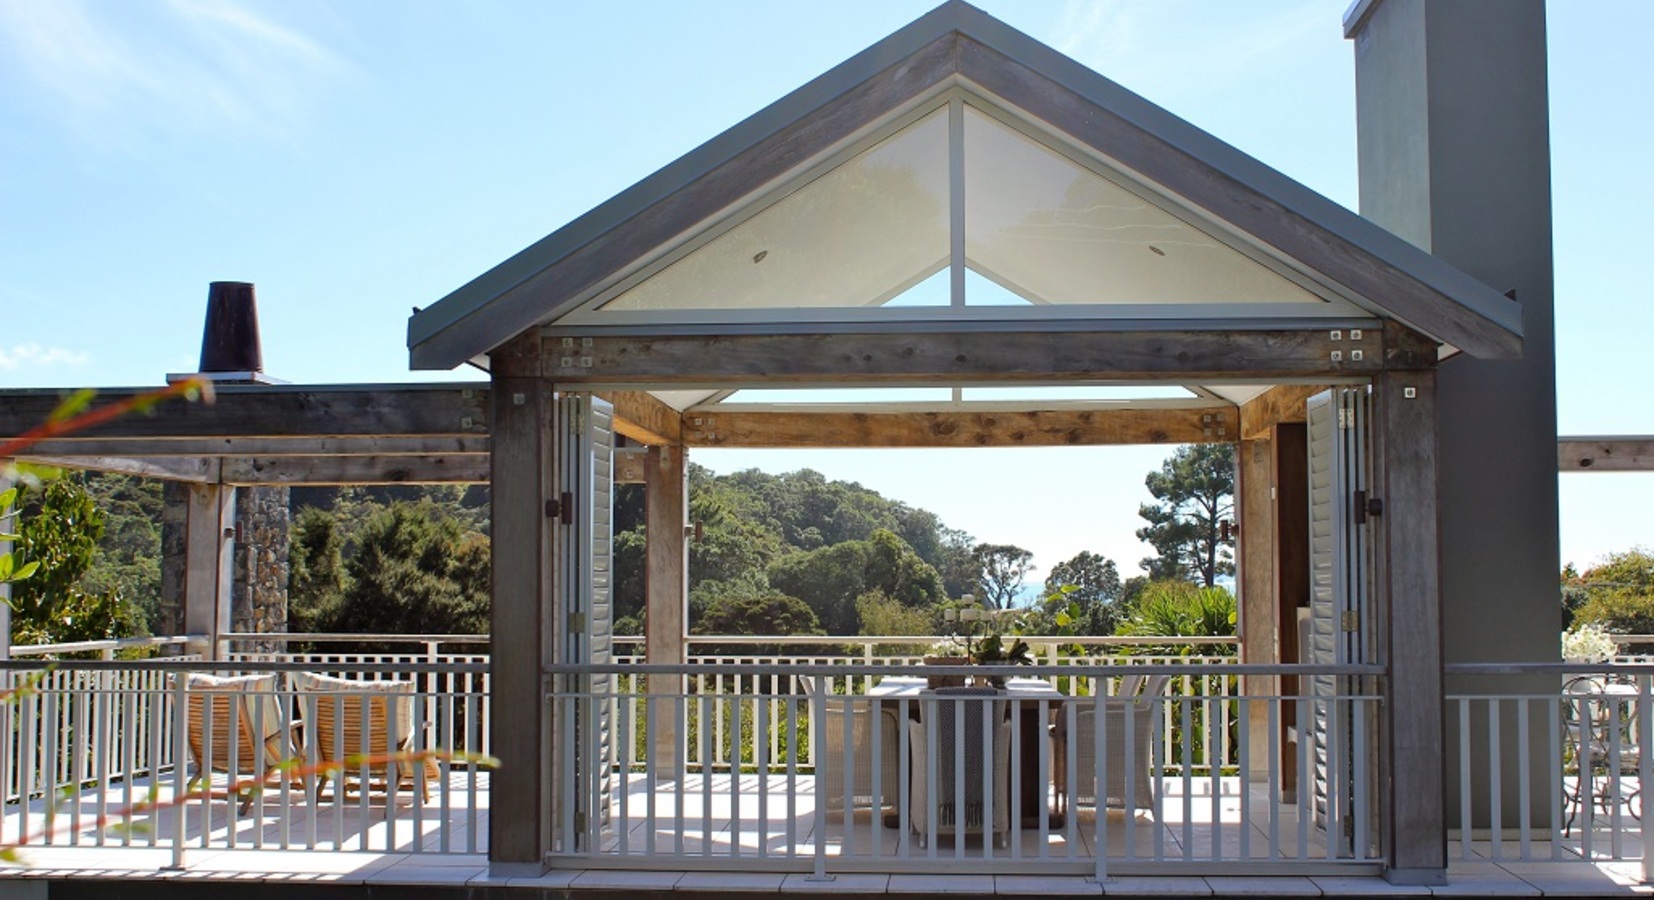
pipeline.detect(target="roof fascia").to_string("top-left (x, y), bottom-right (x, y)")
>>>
top-left (409, 3), bottom-right (982, 371)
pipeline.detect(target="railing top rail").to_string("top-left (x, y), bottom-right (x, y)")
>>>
top-left (1448, 661), bottom-right (1654, 675)
top-left (611, 633), bottom-right (1239, 647)
top-left (548, 661), bottom-right (1381, 677)
top-left (218, 632), bottom-right (490, 645)
top-left (0, 659), bottom-right (488, 674)
top-left (7, 634), bottom-right (204, 657)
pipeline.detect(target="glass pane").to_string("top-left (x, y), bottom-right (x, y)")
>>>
top-left (883, 266), bottom-right (950, 307)
top-left (961, 385), bottom-right (1200, 401)
top-left (601, 109), bottom-right (950, 311)
top-left (963, 105), bottom-right (1330, 306)
top-left (719, 387), bottom-right (953, 406)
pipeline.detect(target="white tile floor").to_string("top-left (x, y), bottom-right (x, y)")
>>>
top-left (4, 771), bottom-right (1652, 895)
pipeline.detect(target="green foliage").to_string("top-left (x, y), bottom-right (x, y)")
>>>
top-left (971, 542), bottom-right (1033, 609)
top-left (9, 474), bottom-right (148, 647)
top-left (854, 588), bottom-right (932, 639)
top-left (766, 528), bottom-right (944, 635)
top-left (1043, 550), bottom-right (1124, 634)
top-left (692, 591), bottom-right (822, 650)
top-left (288, 506), bottom-right (349, 633)
top-left (77, 474), bottom-right (164, 634)
top-left (1567, 549), bottom-right (1654, 646)
top-left (300, 501), bottom-right (489, 641)
top-left (1114, 580), bottom-right (1236, 654)
top-left (1136, 444), bottom-right (1235, 586)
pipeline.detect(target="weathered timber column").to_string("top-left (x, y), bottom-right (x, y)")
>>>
top-left (1236, 437), bottom-right (1276, 781)
top-left (645, 443), bottom-right (688, 778)
top-left (1374, 362), bottom-right (1446, 885)
top-left (489, 371), bottom-right (557, 875)
top-left (182, 483), bottom-right (235, 660)
top-left (1351, 0), bottom-right (1556, 831)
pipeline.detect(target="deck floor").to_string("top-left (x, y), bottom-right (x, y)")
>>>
top-left (3, 771), bottom-right (1646, 892)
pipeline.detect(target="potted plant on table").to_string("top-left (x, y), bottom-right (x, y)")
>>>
top-left (927, 595), bottom-right (1034, 688)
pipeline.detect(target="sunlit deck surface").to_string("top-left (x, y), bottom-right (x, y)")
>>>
top-left (4, 773), bottom-right (1649, 897)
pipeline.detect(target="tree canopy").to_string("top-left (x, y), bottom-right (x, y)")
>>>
top-left (1136, 444), bottom-right (1235, 586)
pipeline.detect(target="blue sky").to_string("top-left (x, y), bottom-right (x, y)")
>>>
top-left (1, 1), bottom-right (1648, 584)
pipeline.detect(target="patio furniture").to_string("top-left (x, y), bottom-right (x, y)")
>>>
top-left (291, 671), bottom-right (440, 803)
top-left (908, 686), bottom-right (1012, 848)
top-left (1562, 675), bottom-right (1643, 833)
top-left (178, 672), bottom-right (299, 814)
top-left (810, 679), bottom-right (903, 819)
top-left (1058, 672), bottom-right (1170, 817)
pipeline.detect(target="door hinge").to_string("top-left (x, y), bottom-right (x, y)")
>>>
top-left (1341, 610), bottom-right (1359, 632)
top-left (574, 811), bottom-right (587, 832)
top-left (568, 612), bottom-right (587, 632)
top-left (568, 405), bottom-right (585, 436)
top-left (546, 491), bottom-right (574, 525)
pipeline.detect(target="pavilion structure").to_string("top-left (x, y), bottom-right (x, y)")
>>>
top-left (404, 1), bottom-right (1526, 884)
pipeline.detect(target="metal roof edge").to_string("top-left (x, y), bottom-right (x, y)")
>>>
top-left (407, 2), bottom-right (979, 370)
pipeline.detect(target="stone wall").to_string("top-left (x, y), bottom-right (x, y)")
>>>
top-left (232, 486), bottom-right (291, 647)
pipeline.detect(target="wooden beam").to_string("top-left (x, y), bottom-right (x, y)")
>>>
top-left (0, 385), bottom-right (488, 440)
top-left (683, 407), bottom-right (1233, 448)
top-left (12, 435), bottom-right (489, 458)
top-left (220, 456), bottom-right (490, 485)
top-left (599, 390), bottom-right (683, 446)
top-left (1239, 384), bottom-right (1327, 440)
top-left (542, 330), bottom-right (1379, 384)
top-left (1559, 437), bottom-right (1654, 472)
top-left (20, 455), bottom-right (219, 482)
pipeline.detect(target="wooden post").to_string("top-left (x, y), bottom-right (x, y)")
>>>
top-left (488, 375), bottom-right (557, 875)
top-left (644, 444), bottom-right (688, 777)
top-left (1272, 422), bottom-right (1310, 802)
top-left (1373, 368), bottom-right (1446, 884)
top-left (182, 483), bottom-right (234, 660)
top-left (1236, 437), bottom-right (1276, 781)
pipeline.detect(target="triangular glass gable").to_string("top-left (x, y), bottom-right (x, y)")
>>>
top-left (583, 94), bottom-right (1360, 321)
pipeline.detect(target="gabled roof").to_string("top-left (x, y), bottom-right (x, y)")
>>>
top-left (408, 1), bottom-right (1522, 372)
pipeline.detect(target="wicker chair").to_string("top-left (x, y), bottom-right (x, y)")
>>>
top-left (1061, 673), bottom-right (1170, 817)
top-left (810, 680), bottom-right (902, 818)
top-left (291, 671), bottom-right (440, 803)
top-left (908, 686), bottom-right (1011, 848)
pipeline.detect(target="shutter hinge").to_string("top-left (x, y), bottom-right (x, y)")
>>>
top-left (574, 811), bottom-right (587, 832)
top-left (568, 612), bottom-right (587, 632)
top-left (569, 405), bottom-right (584, 436)
top-left (546, 492), bottom-right (574, 525)
top-left (1352, 490), bottom-right (1383, 525)
top-left (1341, 611), bottom-right (1360, 632)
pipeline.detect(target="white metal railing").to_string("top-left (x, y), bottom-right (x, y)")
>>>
top-left (0, 659), bottom-right (489, 864)
top-left (7, 634), bottom-right (206, 660)
top-left (1447, 662), bottom-right (1653, 877)
top-left (612, 636), bottom-right (1242, 776)
top-left (551, 661), bottom-right (1382, 876)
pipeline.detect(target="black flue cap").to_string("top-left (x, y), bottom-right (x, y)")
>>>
top-left (198, 281), bottom-right (263, 373)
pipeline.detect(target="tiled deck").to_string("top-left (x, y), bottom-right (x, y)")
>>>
top-left (2, 772), bottom-right (1648, 896)
top-left (1, 846), bottom-right (1650, 897)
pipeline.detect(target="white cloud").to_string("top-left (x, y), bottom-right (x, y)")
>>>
top-left (0, 0), bottom-right (352, 146)
top-left (0, 343), bottom-right (91, 371)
